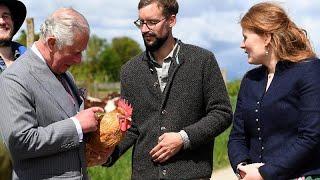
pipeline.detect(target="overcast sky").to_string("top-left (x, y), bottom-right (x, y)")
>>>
top-left (17, 0), bottom-right (320, 80)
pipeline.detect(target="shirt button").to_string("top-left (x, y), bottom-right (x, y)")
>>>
top-left (257, 101), bottom-right (260, 105)
top-left (262, 146), bottom-right (264, 150)
top-left (256, 118), bottom-right (259, 122)
top-left (255, 109), bottom-right (258, 112)
top-left (161, 110), bottom-right (167, 115)
top-left (160, 127), bottom-right (166, 131)
top-left (257, 128), bottom-right (260, 131)
top-left (259, 137), bottom-right (262, 140)
top-left (162, 169), bottom-right (167, 175)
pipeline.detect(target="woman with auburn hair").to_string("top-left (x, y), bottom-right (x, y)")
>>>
top-left (228, 2), bottom-right (320, 180)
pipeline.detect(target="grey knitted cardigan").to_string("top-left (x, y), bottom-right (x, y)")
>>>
top-left (106, 40), bottom-right (232, 179)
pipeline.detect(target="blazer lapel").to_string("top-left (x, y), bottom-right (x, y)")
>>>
top-left (28, 51), bottom-right (77, 117)
top-left (63, 72), bottom-right (83, 111)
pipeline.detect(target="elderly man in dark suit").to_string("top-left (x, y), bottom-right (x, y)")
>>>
top-left (0, 8), bottom-right (106, 179)
top-left (104, 0), bottom-right (232, 179)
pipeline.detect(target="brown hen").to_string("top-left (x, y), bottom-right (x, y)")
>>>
top-left (85, 98), bottom-right (132, 166)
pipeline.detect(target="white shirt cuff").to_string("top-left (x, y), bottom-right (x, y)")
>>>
top-left (71, 117), bottom-right (83, 142)
top-left (178, 130), bottom-right (190, 149)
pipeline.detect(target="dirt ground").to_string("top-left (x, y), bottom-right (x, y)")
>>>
top-left (211, 166), bottom-right (238, 180)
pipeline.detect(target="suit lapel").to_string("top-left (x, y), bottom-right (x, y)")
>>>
top-left (63, 72), bottom-right (83, 111)
top-left (27, 51), bottom-right (78, 117)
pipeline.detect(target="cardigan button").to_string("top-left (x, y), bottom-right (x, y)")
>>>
top-left (255, 109), bottom-right (258, 112)
top-left (153, 82), bottom-right (159, 87)
top-left (257, 101), bottom-right (260, 105)
top-left (162, 169), bottom-right (167, 175)
top-left (161, 110), bottom-right (167, 115)
top-left (160, 126), bottom-right (166, 131)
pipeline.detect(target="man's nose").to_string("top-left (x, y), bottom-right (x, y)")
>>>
top-left (0, 18), bottom-right (6, 24)
top-left (140, 23), bottom-right (150, 33)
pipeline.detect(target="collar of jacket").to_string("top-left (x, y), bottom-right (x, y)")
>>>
top-left (142, 40), bottom-right (187, 109)
top-left (142, 39), bottom-right (185, 69)
top-left (260, 59), bottom-right (313, 78)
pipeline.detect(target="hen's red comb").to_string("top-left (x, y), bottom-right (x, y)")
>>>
top-left (117, 99), bottom-right (133, 117)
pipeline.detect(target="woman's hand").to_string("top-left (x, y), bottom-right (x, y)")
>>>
top-left (238, 163), bottom-right (264, 180)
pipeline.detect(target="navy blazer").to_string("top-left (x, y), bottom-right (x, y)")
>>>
top-left (228, 58), bottom-right (320, 180)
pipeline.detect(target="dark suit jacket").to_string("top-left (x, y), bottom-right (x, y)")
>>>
top-left (0, 49), bottom-right (87, 180)
top-left (107, 41), bottom-right (232, 179)
top-left (228, 58), bottom-right (320, 180)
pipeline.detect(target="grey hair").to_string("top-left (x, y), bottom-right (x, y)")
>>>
top-left (39, 8), bottom-right (90, 49)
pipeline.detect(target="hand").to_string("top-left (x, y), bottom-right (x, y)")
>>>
top-left (238, 163), bottom-right (264, 180)
top-left (75, 107), bottom-right (104, 133)
top-left (149, 132), bottom-right (184, 163)
top-left (86, 144), bottom-right (115, 167)
top-left (237, 163), bottom-right (247, 179)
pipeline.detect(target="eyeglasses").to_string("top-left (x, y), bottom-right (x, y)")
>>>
top-left (134, 18), bottom-right (166, 30)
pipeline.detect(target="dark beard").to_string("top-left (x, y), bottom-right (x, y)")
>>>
top-left (0, 27), bottom-right (14, 47)
top-left (143, 32), bottom-right (169, 52)
top-left (0, 40), bottom-right (12, 47)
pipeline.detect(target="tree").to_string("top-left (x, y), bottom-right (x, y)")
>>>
top-left (70, 34), bottom-right (110, 82)
top-left (227, 79), bottom-right (241, 97)
top-left (85, 34), bottom-right (108, 62)
top-left (95, 36), bottom-right (142, 82)
top-left (112, 37), bottom-right (142, 64)
top-left (70, 35), bottom-right (143, 82)
top-left (98, 47), bottom-right (121, 82)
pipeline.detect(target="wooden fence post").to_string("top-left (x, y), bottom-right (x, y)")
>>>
top-left (26, 18), bottom-right (35, 48)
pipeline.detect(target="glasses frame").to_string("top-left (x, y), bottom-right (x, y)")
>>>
top-left (134, 18), bottom-right (166, 30)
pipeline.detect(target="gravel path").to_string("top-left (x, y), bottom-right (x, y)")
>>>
top-left (211, 166), bottom-right (238, 180)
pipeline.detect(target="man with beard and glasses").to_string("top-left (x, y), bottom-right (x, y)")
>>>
top-left (0, 0), bottom-right (26, 179)
top-left (103, 0), bottom-right (232, 179)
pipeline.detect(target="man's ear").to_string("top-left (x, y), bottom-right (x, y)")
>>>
top-left (47, 37), bottom-right (56, 53)
top-left (168, 15), bottom-right (176, 28)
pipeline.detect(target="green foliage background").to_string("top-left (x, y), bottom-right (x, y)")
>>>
top-left (70, 35), bottom-right (142, 82)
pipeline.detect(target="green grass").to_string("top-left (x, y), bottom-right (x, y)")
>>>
top-left (213, 127), bottom-right (231, 169)
top-left (213, 95), bottom-right (236, 170)
top-left (88, 149), bottom-right (132, 180)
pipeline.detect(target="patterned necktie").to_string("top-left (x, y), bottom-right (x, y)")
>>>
top-left (57, 74), bottom-right (76, 105)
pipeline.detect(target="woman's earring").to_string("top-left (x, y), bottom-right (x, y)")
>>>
top-left (265, 50), bottom-right (269, 56)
